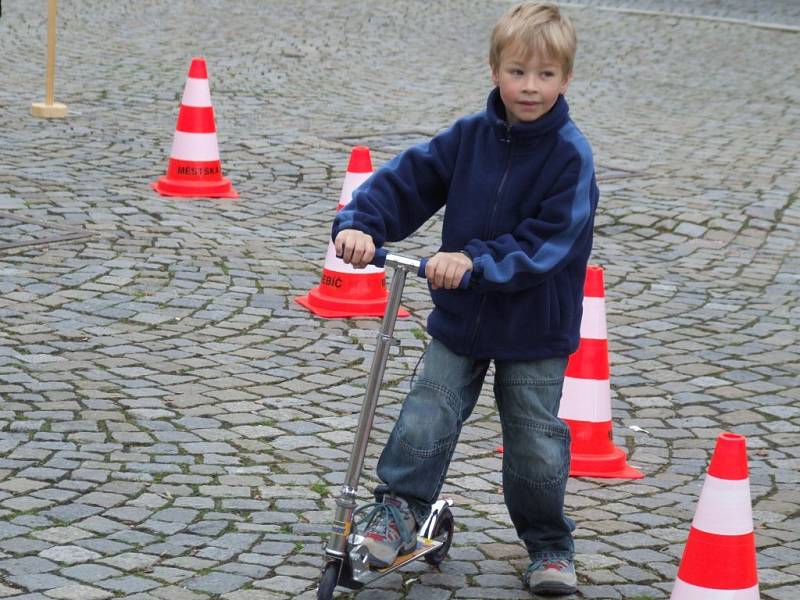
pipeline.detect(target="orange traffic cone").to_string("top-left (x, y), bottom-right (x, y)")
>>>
top-left (670, 432), bottom-right (758, 599)
top-left (557, 265), bottom-right (643, 478)
top-left (295, 146), bottom-right (409, 319)
top-left (152, 57), bottom-right (237, 199)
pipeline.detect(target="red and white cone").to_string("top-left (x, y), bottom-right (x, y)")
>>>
top-left (557, 265), bottom-right (643, 478)
top-left (296, 146), bottom-right (409, 318)
top-left (152, 57), bottom-right (237, 199)
top-left (670, 432), bottom-right (759, 599)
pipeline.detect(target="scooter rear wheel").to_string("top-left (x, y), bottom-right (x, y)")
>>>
top-left (424, 507), bottom-right (454, 566)
top-left (317, 562), bottom-right (338, 600)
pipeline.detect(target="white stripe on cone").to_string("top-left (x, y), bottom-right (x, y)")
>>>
top-left (558, 377), bottom-right (611, 422)
top-left (692, 475), bottom-right (753, 536)
top-left (329, 168), bottom-right (380, 272)
top-left (323, 241), bottom-right (383, 275)
top-left (170, 131), bottom-right (221, 162)
top-left (339, 171), bottom-right (372, 208)
top-left (580, 297), bottom-right (607, 339)
top-left (181, 78), bottom-right (212, 107)
top-left (671, 579), bottom-right (759, 600)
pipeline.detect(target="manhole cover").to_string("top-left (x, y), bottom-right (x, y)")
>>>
top-left (0, 212), bottom-right (94, 251)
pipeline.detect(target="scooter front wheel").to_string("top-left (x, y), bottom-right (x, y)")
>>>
top-left (424, 507), bottom-right (454, 566)
top-left (317, 561), bottom-right (338, 600)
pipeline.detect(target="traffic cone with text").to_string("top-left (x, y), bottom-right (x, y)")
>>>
top-left (152, 57), bottom-right (237, 198)
top-left (670, 432), bottom-right (758, 599)
top-left (295, 146), bottom-right (408, 318)
top-left (557, 265), bottom-right (643, 478)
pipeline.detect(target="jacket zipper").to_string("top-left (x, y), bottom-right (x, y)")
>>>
top-left (469, 125), bottom-right (513, 355)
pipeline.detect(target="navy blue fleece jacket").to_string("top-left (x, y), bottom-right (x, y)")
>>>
top-left (332, 89), bottom-right (599, 360)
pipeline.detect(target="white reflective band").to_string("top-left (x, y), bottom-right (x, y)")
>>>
top-left (170, 132), bottom-right (220, 161)
top-left (670, 578), bottom-right (759, 600)
top-left (338, 171), bottom-right (372, 207)
top-left (181, 78), bottom-right (212, 107)
top-left (558, 376), bottom-right (611, 421)
top-left (323, 241), bottom-right (383, 274)
top-left (692, 474), bottom-right (753, 535)
top-left (580, 297), bottom-right (607, 339)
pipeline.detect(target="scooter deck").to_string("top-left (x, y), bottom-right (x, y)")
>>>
top-left (375, 537), bottom-right (441, 572)
top-left (336, 535), bottom-right (446, 590)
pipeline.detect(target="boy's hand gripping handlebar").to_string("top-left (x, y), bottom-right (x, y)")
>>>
top-left (370, 248), bottom-right (472, 290)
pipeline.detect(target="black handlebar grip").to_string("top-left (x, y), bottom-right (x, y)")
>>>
top-left (370, 247), bottom-right (389, 268)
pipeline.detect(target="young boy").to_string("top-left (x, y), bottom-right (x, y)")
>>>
top-left (333, 3), bottom-right (597, 595)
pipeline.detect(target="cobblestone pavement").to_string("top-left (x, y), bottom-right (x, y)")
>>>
top-left (571, 0), bottom-right (800, 28)
top-left (0, 1), bottom-right (798, 599)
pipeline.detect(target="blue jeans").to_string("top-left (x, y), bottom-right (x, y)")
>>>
top-left (374, 338), bottom-right (575, 561)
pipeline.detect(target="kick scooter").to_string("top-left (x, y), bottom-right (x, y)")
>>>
top-left (316, 249), bottom-right (470, 600)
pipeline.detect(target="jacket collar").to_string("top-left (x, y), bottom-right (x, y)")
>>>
top-left (486, 87), bottom-right (570, 142)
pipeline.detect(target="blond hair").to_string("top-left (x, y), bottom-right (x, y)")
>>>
top-left (489, 3), bottom-right (577, 76)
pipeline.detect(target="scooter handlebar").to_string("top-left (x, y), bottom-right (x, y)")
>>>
top-left (371, 248), bottom-right (471, 289)
top-left (369, 247), bottom-right (390, 268)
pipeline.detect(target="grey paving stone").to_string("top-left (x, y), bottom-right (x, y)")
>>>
top-left (0, 537), bottom-right (52, 555)
top-left (220, 591), bottom-right (290, 600)
top-left (182, 572), bottom-right (251, 595)
top-left (5, 573), bottom-right (73, 592)
top-left (37, 545), bottom-right (101, 565)
top-left (45, 583), bottom-right (114, 599)
top-left (73, 538), bottom-right (131, 556)
top-left (252, 575), bottom-right (312, 595)
top-left (98, 552), bottom-right (160, 572)
top-left (41, 504), bottom-right (103, 524)
top-left (0, 522), bottom-right (30, 540)
top-left (0, 582), bottom-right (24, 597)
top-left (0, 556), bottom-right (59, 575)
top-left (148, 586), bottom-right (210, 600)
top-left (58, 564), bottom-right (123, 583)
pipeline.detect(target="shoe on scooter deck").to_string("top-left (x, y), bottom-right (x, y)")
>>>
top-left (374, 537), bottom-right (442, 572)
top-left (333, 535), bottom-right (446, 591)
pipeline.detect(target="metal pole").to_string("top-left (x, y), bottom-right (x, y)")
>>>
top-left (343, 270), bottom-right (406, 489)
top-left (326, 260), bottom-right (411, 558)
top-left (44, 0), bottom-right (57, 105)
top-left (31, 0), bottom-right (68, 118)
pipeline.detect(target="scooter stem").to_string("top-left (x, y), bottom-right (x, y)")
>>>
top-left (344, 265), bottom-right (408, 489)
top-left (328, 255), bottom-right (419, 556)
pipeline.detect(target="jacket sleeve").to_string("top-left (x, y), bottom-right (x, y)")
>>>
top-left (463, 152), bottom-right (597, 293)
top-left (331, 123), bottom-right (461, 246)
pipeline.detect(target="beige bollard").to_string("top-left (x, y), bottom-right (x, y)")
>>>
top-left (31, 0), bottom-right (68, 118)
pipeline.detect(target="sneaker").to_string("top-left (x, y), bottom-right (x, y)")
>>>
top-left (354, 495), bottom-right (418, 568)
top-left (524, 559), bottom-right (577, 595)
